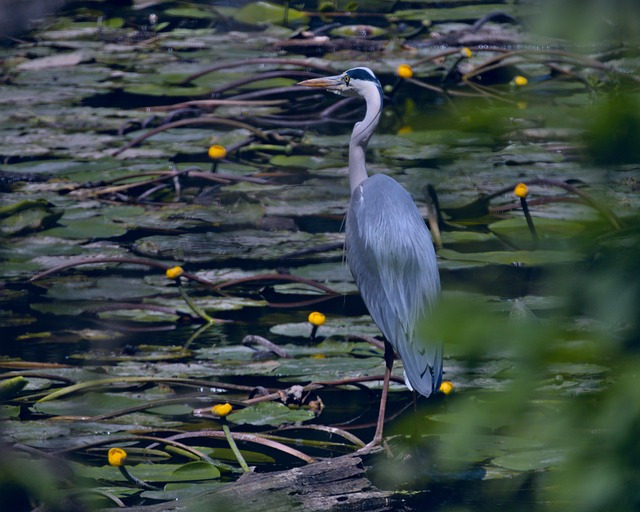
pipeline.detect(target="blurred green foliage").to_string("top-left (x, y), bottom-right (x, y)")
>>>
top-left (532, 0), bottom-right (640, 43)
top-left (379, 221), bottom-right (640, 511)
top-left (584, 94), bottom-right (640, 165)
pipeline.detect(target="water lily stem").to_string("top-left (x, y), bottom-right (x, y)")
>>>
top-left (222, 424), bottom-right (251, 473)
top-left (520, 196), bottom-right (539, 246)
top-left (177, 282), bottom-right (216, 324)
top-left (118, 466), bottom-right (160, 491)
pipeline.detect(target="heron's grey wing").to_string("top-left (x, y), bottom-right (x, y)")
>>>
top-left (346, 174), bottom-right (442, 397)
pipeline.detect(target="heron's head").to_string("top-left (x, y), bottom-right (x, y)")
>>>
top-left (297, 67), bottom-right (383, 100)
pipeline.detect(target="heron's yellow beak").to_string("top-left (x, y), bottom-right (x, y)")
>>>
top-left (297, 75), bottom-right (344, 90)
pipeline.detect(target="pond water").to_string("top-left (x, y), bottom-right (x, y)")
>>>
top-left (1, 1), bottom-right (640, 511)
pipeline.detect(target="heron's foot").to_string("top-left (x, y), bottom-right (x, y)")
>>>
top-left (356, 438), bottom-right (392, 457)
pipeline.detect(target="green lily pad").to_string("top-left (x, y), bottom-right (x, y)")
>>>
top-left (233, 1), bottom-right (309, 26)
top-left (275, 355), bottom-right (383, 382)
top-left (164, 7), bottom-right (220, 19)
top-left (33, 391), bottom-right (143, 417)
top-left (140, 481), bottom-right (225, 502)
top-left (75, 461), bottom-right (221, 483)
top-left (492, 448), bottom-right (566, 472)
top-left (271, 154), bottom-right (343, 170)
top-left (0, 376), bottom-right (28, 401)
top-left (208, 447), bottom-right (275, 464)
top-left (330, 25), bottom-right (387, 38)
top-left (0, 200), bottom-right (62, 236)
top-left (489, 217), bottom-right (587, 246)
top-left (133, 230), bottom-right (321, 263)
top-left (42, 216), bottom-right (129, 239)
top-left (70, 345), bottom-right (192, 363)
top-left (43, 277), bottom-right (164, 302)
top-left (437, 248), bottom-right (582, 266)
top-left (228, 401), bottom-right (315, 426)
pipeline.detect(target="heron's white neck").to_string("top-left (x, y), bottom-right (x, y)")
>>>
top-left (349, 84), bottom-right (382, 194)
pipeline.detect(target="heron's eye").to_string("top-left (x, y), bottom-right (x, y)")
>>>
top-left (343, 75), bottom-right (350, 86)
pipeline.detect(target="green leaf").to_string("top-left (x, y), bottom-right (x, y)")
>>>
top-left (437, 248), bottom-right (582, 266)
top-left (492, 448), bottom-right (567, 471)
top-left (164, 7), bottom-right (219, 19)
top-left (74, 461), bottom-right (220, 483)
top-left (34, 391), bottom-right (143, 416)
top-left (228, 402), bottom-right (315, 426)
top-left (0, 376), bottom-right (28, 401)
top-left (233, 2), bottom-right (308, 26)
top-left (489, 217), bottom-right (587, 246)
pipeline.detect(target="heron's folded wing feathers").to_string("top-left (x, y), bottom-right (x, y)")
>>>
top-left (347, 174), bottom-right (442, 397)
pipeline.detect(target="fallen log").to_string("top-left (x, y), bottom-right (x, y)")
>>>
top-left (103, 450), bottom-right (394, 512)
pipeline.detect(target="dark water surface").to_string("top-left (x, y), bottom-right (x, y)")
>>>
top-left (1, 1), bottom-right (639, 511)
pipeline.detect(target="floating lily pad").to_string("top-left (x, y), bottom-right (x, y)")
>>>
top-left (42, 218), bottom-right (129, 239)
top-left (140, 481), bottom-right (225, 502)
top-left (43, 276), bottom-right (165, 302)
top-left (0, 200), bottom-right (62, 236)
top-left (489, 217), bottom-right (587, 246)
top-left (75, 460), bottom-right (221, 483)
top-left (271, 154), bottom-right (343, 170)
top-left (330, 25), bottom-right (387, 38)
top-left (275, 355), bottom-right (383, 382)
top-left (0, 376), bottom-right (28, 401)
top-left (133, 230), bottom-right (323, 263)
top-left (34, 391), bottom-right (142, 417)
top-left (492, 448), bottom-right (566, 472)
top-left (70, 345), bottom-right (192, 363)
top-left (228, 401), bottom-right (315, 426)
top-left (437, 248), bottom-right (582, 266)
top-left (164, 7), bottom-right (220, 19)
top-left (233, 1), bottom-right (309, 26)
top-left (270, 320), bottom-right (382, 341)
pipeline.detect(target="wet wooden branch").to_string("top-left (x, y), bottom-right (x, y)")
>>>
top-left (102, 450), bottom-right (393, 512)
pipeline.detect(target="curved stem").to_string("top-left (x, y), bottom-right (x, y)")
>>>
top-left (222, 424), bottom-right (251, 473)
top-left (112, 116), bottom-right (269, 157)
top-left (177, 281), bottom-right (217, 324)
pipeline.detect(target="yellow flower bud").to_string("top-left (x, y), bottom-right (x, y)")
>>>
top-left (307, 311), bottom-right (326, 327)
top-left (165, 266), bottom-right (184, 280)
top-left (514, 183), bottom-right (529, 199)
top-left (396, 64), bottom-right (413, 79)
top-left (461, 47), bottom-right (472, 58)
top-left (513, 75), bottom-right (528, 87)
top-left (208, 145), bottom-right (227, 160)
top-left (439, 381), bottom-right (454, 395)
top-left (212, 403), bottom-right (233, 417)
top-left (108, 447), bottom-right (128, 467)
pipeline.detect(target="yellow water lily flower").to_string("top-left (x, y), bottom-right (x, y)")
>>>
top-left (513, 75), bottom-right (528, 87)
top-left (439, 381), bottom-right (454, 395)
top-left (514, 183), bottom-right (529, 199)
top-left (208, 144), bottom-right (227, 160)
top-left (308, 311), bottom-right (326, 327)
top-left (396, 64), bottom-right (413, 79)
top-left (212, 403), bottom-right (233, 417)
top-left (108, 447), bottom-right (128, 467)
top-left (461, 47), bottom-right (472, 58)
top-left (165, 266), bottom-right (184, 280)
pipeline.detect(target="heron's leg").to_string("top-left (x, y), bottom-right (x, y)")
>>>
top-left (371, 340), bottom-right (395, 445)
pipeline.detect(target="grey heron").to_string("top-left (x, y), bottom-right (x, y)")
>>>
top-left (298, 67), bottom-right (442, 445)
